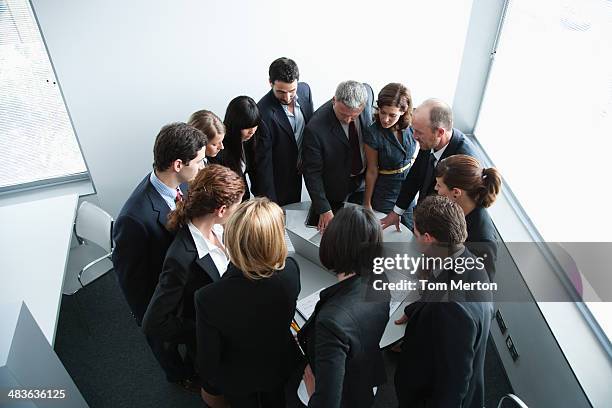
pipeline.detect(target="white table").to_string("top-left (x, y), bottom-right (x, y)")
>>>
top-left (284, 203), bottom-right (413, 348)
top-left (0, 193), bottom-right (78, 345)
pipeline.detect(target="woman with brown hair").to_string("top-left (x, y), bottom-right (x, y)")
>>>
top-left (194, 197), bottom-right (301, 408)
top-left (434, 154), bottom-right (502, 280)
top-left (363, 83), bottom-right (417, 225)
top-left (142, 164), bottom-right (244, 403)
top-left (188, 109), bottom-right (226, 161)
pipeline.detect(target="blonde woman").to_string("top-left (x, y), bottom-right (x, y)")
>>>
top-left (195, 198), bottom-right (300, 408)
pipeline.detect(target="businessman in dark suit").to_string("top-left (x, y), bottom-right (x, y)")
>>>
top-left (255, 57), bottom-right (314, 206)
top-left (302, 80), bottom-right (375, 231)
top-left (112, 122), bottom-right (206, 388)
top-left (381, 98), bottom-right (478, 231)
top-left (394, 195), bottom-right (493, 408)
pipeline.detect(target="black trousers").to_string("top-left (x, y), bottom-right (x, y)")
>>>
top-left (145, 335), bottom-right (194, 382)
top-left (226, 386), bottom-right (286, 408)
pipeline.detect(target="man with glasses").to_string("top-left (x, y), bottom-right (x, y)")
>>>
top-left (112, 122), bottom-right (206, 391)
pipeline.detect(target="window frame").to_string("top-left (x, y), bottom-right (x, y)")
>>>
top-left (0, 0), bottom-right (92, 194)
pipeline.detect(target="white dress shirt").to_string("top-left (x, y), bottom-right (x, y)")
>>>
top-left (187, 222), bottom-right (229, 276)
top-left (150, 171), bottom-right (181, 210)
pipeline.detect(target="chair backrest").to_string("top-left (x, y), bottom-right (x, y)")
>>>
top-left (75, 201), bottom-right (113, 252)
top-left (497, 393), bottom-right (529, 408)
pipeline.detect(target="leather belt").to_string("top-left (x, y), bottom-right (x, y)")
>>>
top-left (379, 162), bottom-right (411, 175)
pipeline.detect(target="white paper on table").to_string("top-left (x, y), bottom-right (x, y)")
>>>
top-left (298, 380), bottom-right (377, 405)
top-left (389, 298), bottom-right (404, 317)
top-left (299, 287), bottom-right (405, 320)
top-left (297, 288), bottom-right (324, 320)
top-left (385, 269), bottom-right (411, 316)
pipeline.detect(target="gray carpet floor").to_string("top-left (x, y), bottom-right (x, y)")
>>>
top-left (54, 272), bottom-right (512, 407)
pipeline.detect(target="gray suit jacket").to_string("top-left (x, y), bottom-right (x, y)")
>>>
top-left (302, 83), bottom-right (375, 214)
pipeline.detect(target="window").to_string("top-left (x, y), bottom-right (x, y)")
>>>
top-left (0, 0), bottom-right (87, 191)
top-left (475, 0), bottom-right (612, 341)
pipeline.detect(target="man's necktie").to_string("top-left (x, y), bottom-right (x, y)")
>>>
top-left (348, 121), bottom-right (363, 175)
top-left (175, 187), bottom-right (184, 203)
top-left (420, 152), bottom-right (437, 201)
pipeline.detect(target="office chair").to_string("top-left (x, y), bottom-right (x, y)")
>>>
top-left (497, 393), bottom-right (529, 408)
top-left (62, 201), bottom-right (114, 295)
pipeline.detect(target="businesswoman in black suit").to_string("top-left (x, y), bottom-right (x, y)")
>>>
top-left (300, 205), bottom-right (390, 408)
top-left (141, 164), bottom-right (244, 401)
top-left (434, 154), bottom-right (502, 281)
top-left (211, 95), bottom-right (261, 200)
top-left (195, 197), bottom-right (301, 408)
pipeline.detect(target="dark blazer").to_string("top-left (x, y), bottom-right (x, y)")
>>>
top-left (209, 139), bottom-right (256, 201)
top-left (112, 175), bottom-right (175, 323)
top-left (142, 225), bottom-right (221, 345)
top-left (303, 84), bottom-right (375, 214)
top-left (465, 206), bottom-right (499, 282)
top-left (394, 248), bottom-right (493, 408)
top-left (298, 276), bottom-right (390, 408)
top-left (395, 128), bottom-right (477, 210)
top-left (255, 82), bottom-right (314, 206)
top-left (195, 258), bottom-right (301, 396)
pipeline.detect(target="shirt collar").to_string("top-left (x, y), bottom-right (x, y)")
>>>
top-left (281, 94), bottom-right (300, 115)
top-left (149, 171), bottom-right (179, 209)
top-left (187, 222), bottom-right (223, 258)
top-left (431, 141), bottom-right (449, 163)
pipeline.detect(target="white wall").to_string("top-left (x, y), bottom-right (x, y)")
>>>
top-left (31, 0), bottom-right (473, 216)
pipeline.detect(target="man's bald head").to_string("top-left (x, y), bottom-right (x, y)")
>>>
top-left (412, 99), bottom-right (454, 151)
top-left (417, 98), bottom-right (453, 132)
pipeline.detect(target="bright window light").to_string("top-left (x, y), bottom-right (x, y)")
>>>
top-left (476, 0), bottom-right (612, 342)
top-left (0, 0), bottom-right (87, 190)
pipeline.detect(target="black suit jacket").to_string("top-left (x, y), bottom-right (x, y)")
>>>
top-left (303, 84), bottom-right (375, 214)
top-left (112, 175), bottom-right (175, 323)
top-left (209, 138), bottom-right (256, 202)
top-left (298, 276), bottom-right (389, 408)
top-left (394, 248), bottom-right (493, 408)
top-left (142, 225), bottom-right (221, 345)
top-left (465, 206), bottom-right (499, 282)
top-left (195, 258), bottom-right (301, 396)
top-left (255, 82), bottom-right (314, 206)
top-left (395, 129), bottom-right (477, 210)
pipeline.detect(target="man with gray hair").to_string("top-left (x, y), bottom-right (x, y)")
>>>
top-left (303, 80), bottom-right (375, 231)
top-left (381, 98), bottom-right (478, 231)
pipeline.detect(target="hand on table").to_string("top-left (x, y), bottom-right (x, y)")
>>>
top-left (317, 211), bottom-right (334, 232)
top-left (380, 211), bottom-right (401, 232)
